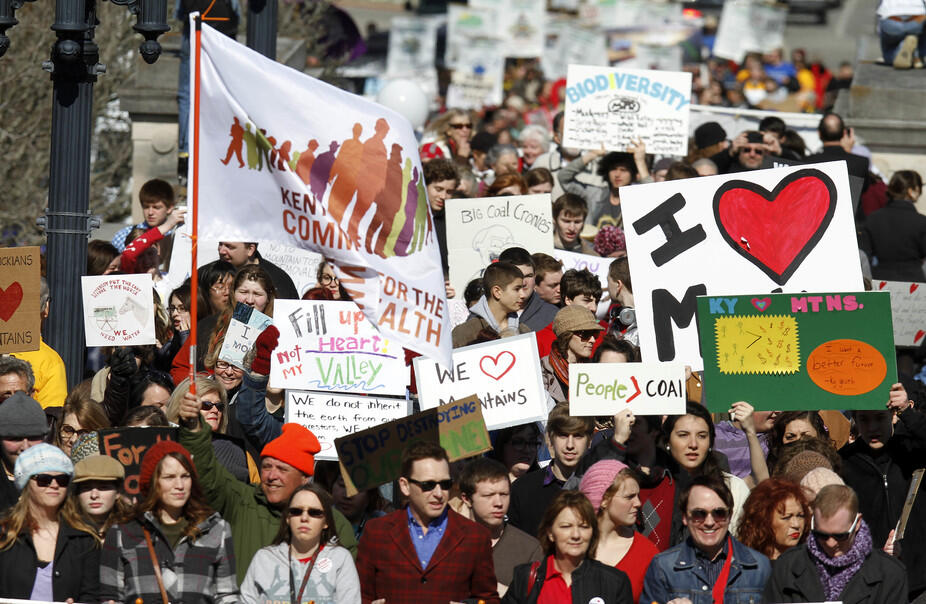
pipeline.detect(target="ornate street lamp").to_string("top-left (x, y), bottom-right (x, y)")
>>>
top-left (0, 0), bottom-right (168, 388)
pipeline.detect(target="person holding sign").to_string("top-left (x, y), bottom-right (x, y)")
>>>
top-left (763, 484), bottom-right (908, 603)
top-left (177, 392), bottom-right (357, 582)
top-left (240, 483), bottom-right (360, 603)
top-left (0, 444), bottom-right (100, 602)
top-left (502, 490), bottom-right (633, 603)
top-left (356, 441), bottom-right (500, 604)
top-left (100, 441), bottom-right (239, 603)
top-left (540, 305), bottom-right (604, 404)
top-left (640, 474), bottom-right (771, 604)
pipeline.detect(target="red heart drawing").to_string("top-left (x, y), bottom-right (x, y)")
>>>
top-left (751, 297), bottom-right (771, 312)
top-left (911, 283), bottom-right (919, 294)
top-left (0, 282), bottom-right (23, 322)
top-left (714, 169), bottom-right (836, 285)
top-left (916, 330), bottom-right (925, 344)
top-left (879, 281), bottom-right (887, 290)
top-left (479, 351), bottom-right (516, 381)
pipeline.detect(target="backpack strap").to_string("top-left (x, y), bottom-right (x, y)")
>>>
top-left (526, 560), bottom-right (541, 597)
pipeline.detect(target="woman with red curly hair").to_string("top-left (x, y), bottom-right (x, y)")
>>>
top-left (736, 478), bottom-right (810, 560)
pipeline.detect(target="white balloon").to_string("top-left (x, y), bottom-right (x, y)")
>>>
top-left (376, 79), bottom-right (429, 130)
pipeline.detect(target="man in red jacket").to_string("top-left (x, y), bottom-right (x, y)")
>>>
top-left (357, 441), bottom-right (499, 604)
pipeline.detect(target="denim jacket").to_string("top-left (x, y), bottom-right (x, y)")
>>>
top-left (639, 536), bottom-right (770, 604)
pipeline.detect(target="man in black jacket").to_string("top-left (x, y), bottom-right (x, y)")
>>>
top-left (764, 484), bottom-right (908, 603)
top-left (804, 112), bottom-right (870, 183)
top-left (839, 383), bottom-right (926, 600)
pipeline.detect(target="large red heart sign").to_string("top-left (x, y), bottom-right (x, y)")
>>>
top-left (713, 169), bottom-right (837, 286)
top-left (0, 282), bottom-right (23, 322)
top-left (479, 351), bottom-right (516, 381)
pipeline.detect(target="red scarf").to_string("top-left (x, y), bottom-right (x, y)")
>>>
top-left (712, 536), bottom-right (734, 604)
top-left (548, 347), bottom-right (570, 389)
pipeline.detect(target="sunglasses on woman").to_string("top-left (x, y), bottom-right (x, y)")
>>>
top-left (32, 474), bottom-right (71, 488)
top-left (687, 507), bottom-right (729, 523)
top-left (201, 400), bottom-right (225, 412)
top-left (288, 506), bottom-right (326, 518)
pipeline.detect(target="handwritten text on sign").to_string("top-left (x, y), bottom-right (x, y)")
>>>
top-left (0, 246), bottom-right (41, 354)
top-left (335, 395), bottom-right (491, 495)
top-left (563, 64), bottom-right (692, 156)
top-left (270, 299), bottom-right (408, 395)
top-left (414, 333), bottom-right (548, 430)
top-left (621, 163), bottom-right (863, 369)
top-left (569, 363), bottom-right (687, 416)
top-left (697, 291), bottom-right (896, 412)
top-left (286, 391), bottom-right (410, 461)
top-left (219, 303), bottom-right (272, 369)
top-left (875, 280), bottom-right (926, 347)
top-left (98, 427), bottom-right (178, 496)
top-left (81, 274), bottom-right (156, 347)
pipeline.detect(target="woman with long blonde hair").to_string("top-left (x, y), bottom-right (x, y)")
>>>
top-left (0, 444), bottom-right (100, 601)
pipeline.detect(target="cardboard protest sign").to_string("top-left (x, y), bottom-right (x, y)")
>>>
top-left (0, 246), bottom-right (41, 354)
top-left (874, 280), bottom-right (926, 347)
top-left (218, 302), bottom-right (272, 369)
top-left (414, 333), bottom-right (548, 430)
top-left (335, 395), bottom-right (491, 495)
top-left (445, 194), bottom-right (554, 298)
top-left (696, 291), bottom-right (897, 411)
top-left (270, 299), bottom-right (408, 396)
top-left (98, 427), bottom-right (178, 496)
top-left (621, 162), bottom-right (863, 369)
top-left (81, 274), bottom-right (156, 347)
top-left (286, 390), bottom-right (411, 461)
top-left (569, 363), bottom-right (686, 416)
top-left (713, 0), bottom-right (787, 63)
top-left (563, 64), bottom-right (692, 156)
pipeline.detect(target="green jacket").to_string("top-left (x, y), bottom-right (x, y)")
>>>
top-left (180, 419), bottom-right (358, 581)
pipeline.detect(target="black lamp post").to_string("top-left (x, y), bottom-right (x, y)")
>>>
top-left (0, 0), bottom-right (168, 389)
top-left (246, 0), bottom-right (276, 59)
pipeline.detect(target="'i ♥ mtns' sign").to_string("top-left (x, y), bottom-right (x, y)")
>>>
top-left (414, 333), bottom-right (548, 430)
top-left (621, 162), bottom-right (863, 369)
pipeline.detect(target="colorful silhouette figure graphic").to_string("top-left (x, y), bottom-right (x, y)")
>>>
top-left (221, 117), bottom-right (245, 167)
top-left (349, 118), bottom-right (390, 248)
top-left (328, 123), bottom-right (364, 228)
top-left (295, 140), bottom-right (319, 185)
top-left (310, 141), bottom-right (339, 201)
top-left (394, 163), bottom-right (420, 257)
top-left (384, 158), bottom-right (413, 257)
top-left (244, 123), bottom-right (260, 170)
top-left (276, 139), bottom-right (292, 171)
top-left (410, 169), bottom-right (429, 253)
top-left (257, 129), bottom-right (273, 172)
top-left (369, 143), bottom-right (404, 257)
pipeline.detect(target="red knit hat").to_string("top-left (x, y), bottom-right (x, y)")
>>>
top-left (139, 440), bottom-right (194, 496)
top-left (260, 424), bottom-right (321, 476)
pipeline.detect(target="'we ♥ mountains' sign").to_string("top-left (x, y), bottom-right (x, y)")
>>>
top-left (414, 333), bottom-right (548, 430)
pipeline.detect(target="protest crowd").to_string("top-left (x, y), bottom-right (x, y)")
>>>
top-left (3, 0), bottom-right (926, 603)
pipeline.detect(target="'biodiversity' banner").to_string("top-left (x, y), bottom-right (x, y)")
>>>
top-left (191, 20), bottom-right (451, 367)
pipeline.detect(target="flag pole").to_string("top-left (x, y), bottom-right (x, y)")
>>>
top-left (189, 15), bottom-right (203, 398)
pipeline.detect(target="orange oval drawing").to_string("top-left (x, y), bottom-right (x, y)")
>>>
top-left (806, 339), bottom-right (887, 396)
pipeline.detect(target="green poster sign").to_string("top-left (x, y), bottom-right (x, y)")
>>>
top-left (696, 292), bottom-right (896, 412)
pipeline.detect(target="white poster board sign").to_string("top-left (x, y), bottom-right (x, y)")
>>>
top-left (543, 20), bottom-right (608, 80)
top-left (446, 5), bottom-right (499, 69)
top-left (713, 0), bottom-right (788, 63)
top-left (286, 390), bottom-right (411, 461)
top-left (218, 303), bottom-right (272, 369)
top-left (569, 362), bottom-right (686, 416)
top-left (471, 0), bottom-right (545, 58)
top-left (386, 15), bottom-right (441, 76)
top-left (875, 280), bottom-right (926, 347)
top-left (445, 194), bottom-right (555, 298)
top-left (270, 299), bottom-right (409, 396)
top-left (414, 333), bottom-right (548, 430)
top-left (256, 241), bottom-right (323, 298)
top-left (445, 38), bottom-right (506, 110)
top-left (552, 249), bottom-right (613, 316)
top-left (563, 64), bottom-right (692, 156)
top-left (621, 162), bottom-right (863, 368)
top-left (81, 274), bottom-right (156, 346)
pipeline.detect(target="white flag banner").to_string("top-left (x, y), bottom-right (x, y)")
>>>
top-left (191, 19), bottom-right (452, 366)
